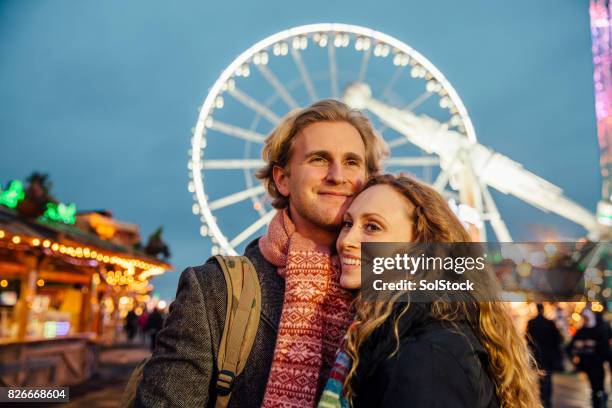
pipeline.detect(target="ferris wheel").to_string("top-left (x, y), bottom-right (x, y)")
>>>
top-left (189, 23), bottom-right (605, 256)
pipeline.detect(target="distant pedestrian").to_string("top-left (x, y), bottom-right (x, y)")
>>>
top-left (137, 308), bottom-right (149, 343)
top-left (145, 308), bottom-right (164, 351)
top-left (569, 308), bottom-right (608, 408)
top-left (526, 303), bottom-right (563, 408)
top-left (125, 309), bottom-right (138, 343)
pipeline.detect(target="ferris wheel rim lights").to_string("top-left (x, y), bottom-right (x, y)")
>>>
top-left (190, 23), bottom-right (478, 255)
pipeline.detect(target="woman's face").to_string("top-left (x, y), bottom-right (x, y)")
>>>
top-left (336, 184), bottom-right (415, 289)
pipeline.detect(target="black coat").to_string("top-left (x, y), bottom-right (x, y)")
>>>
top-left (526, 315), bottom-right (562, 371)
top-left (351, 304), bottom-right (499, 408)
top-left (135, 239), bottom-right (285, 407)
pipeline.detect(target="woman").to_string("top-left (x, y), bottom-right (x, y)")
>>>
top-left (319, 174), bottom-right (541, 408)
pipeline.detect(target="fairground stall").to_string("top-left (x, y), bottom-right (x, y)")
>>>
top-left (0, 178), bottom-right (172, 387)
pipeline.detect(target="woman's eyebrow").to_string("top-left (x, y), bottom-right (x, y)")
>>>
top-left (360, 212), bottom-right (388, 224)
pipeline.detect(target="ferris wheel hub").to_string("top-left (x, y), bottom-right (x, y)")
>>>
top-left (343, 82), bottom-right (371, 110)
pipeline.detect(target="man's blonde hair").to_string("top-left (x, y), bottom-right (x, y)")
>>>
top-left (255, 99), bottom-right (388, 209)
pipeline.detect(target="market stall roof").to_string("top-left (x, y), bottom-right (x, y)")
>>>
top-left (0, 206), bottom-right (172, 270)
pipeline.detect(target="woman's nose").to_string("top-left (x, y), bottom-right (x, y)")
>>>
top-left (338, 226), bottom-right (359, 252)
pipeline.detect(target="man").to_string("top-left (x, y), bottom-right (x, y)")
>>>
top-left (526, 303), bottom-right (563, 408)
top-left (569, 308), bottom-right (609, 408)
top-left (136, 99), bottom-right (387, 407)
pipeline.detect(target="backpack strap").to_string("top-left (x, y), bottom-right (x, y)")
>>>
top-left (214, 256), bottom-right (261, 408)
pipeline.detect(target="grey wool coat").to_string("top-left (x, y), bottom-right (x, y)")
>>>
top-left (135, 238), bottom-right (285, 407)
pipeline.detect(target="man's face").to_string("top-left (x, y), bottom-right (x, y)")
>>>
top-left (273, 121), bottom-right (367, 238)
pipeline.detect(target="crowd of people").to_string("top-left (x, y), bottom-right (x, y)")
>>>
top-left (118, 99), bottom-right (610, 408)
top-left (527, 304), bottom-right (612, 408)
top-left (124, 306), bottom-right (165, 351)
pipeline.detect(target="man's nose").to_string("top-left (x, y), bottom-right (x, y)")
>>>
top-left (326, 161), bottom-right (346, 184)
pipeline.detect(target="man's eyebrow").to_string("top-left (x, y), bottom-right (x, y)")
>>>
top-left (303, 151), bottom-right (365, 162)
top-left (304, 150), bottom-right (332, 160)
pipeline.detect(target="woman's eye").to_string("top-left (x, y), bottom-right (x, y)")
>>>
top-left (364, 223), bottom-right (381, 232)
top-left (342, 220), bottom-right (352, 229)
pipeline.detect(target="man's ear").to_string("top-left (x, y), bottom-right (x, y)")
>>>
top-left (272, 165), bottom-right (290, 197)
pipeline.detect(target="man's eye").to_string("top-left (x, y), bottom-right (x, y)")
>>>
top-left (346, 160), bottom-right (360, 167)
top-left (342, 220), bottom-right (353, 229)
top-left (311, 156), bottom-right (326, 163)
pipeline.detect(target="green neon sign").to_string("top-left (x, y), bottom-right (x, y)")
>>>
top-left (0, 181), bottom-right (25, 209)
top-left (44, 202), bottom-right (77, 225)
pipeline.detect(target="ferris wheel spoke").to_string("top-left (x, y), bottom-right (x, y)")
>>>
top-left (290, 48), bottom-right (318, 103)
top-left (256, 64), bottom-right (300, 109)
top-left (230, 210), bottom-right (275, 248)
top-left (358, 47), bottom-right (372, 83)
top-left (480, 183), bottom-right (513, 242)
top-left (387, 136), bottom-right (410, 148)
top-left (208, 185), bottom-right (266, 211)
top-left (208, 120), bottom-right (266, 144)
top-left (202, 159), bottom-right (265, 169)
top-left (228, 88), bottom-right (280, 124)
top-left (381, 66), bottom-right (407, 101)
top-left (384, 156), bottom-right (440, 167)
top-left (378, 91), bottom-right (435, 134)
top-left (433, 169), bottom-right (450, 191)
top-left (403, 91), bottom-right (433, 112)
top-left (328, 41), bottom-right (338, 98)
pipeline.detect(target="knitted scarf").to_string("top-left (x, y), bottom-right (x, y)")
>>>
top-left (259, 209), bottom-right (353, 408)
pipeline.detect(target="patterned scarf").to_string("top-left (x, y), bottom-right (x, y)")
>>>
top-left (317, 348), bottom-right (351, 408)
top-left (259, 209), bottom-right (353, 408)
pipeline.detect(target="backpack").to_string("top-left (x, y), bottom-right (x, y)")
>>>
top-left (119, 256), bottom-right (262, 408)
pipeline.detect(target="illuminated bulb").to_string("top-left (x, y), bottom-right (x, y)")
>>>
top-left (200, 225), bottom-right (208, 236)
top-left (32, 239), bottom-right (40, 246)
top-left (439, 96), bottom-right (451, 109)
top-left (192, 203), bottom-right (200, 215)
top-left (0, 230), bottom-right (4, 238)
top-left (188, 181), bottom-right (195, 193)
top-left (361, 38), bottom-right (371, 51)
top-left (83, 248), bottom-right (90, 257)
top-left (215, 96), bottom-right (224, 109)
top-left (51, 243), bottom-right (59, 251)
top-left (355, 38), bottom-right (363, 51)
top-left (334, 34), bottom-right (342, 47)
top-left (205, 117), bottom-right (213, 128)
top-left (426, 80), bottom-right (441, 93)
top-left (292, 36), bottom-right (301, 49)
top-left (450, 115), bottom-right (462, 127)
top-left (344, 36), bottom-right (350, 47)
top-left (0, 280), bottom-right (7, 288)
top-left (12, 236), bottom-right (20, 244)
top-left (318, 35), bottom-right (328, 47)
top-left (37, 279), bottom-right (45, 287)
top-left (241, 64), bottom-right (250, 77)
